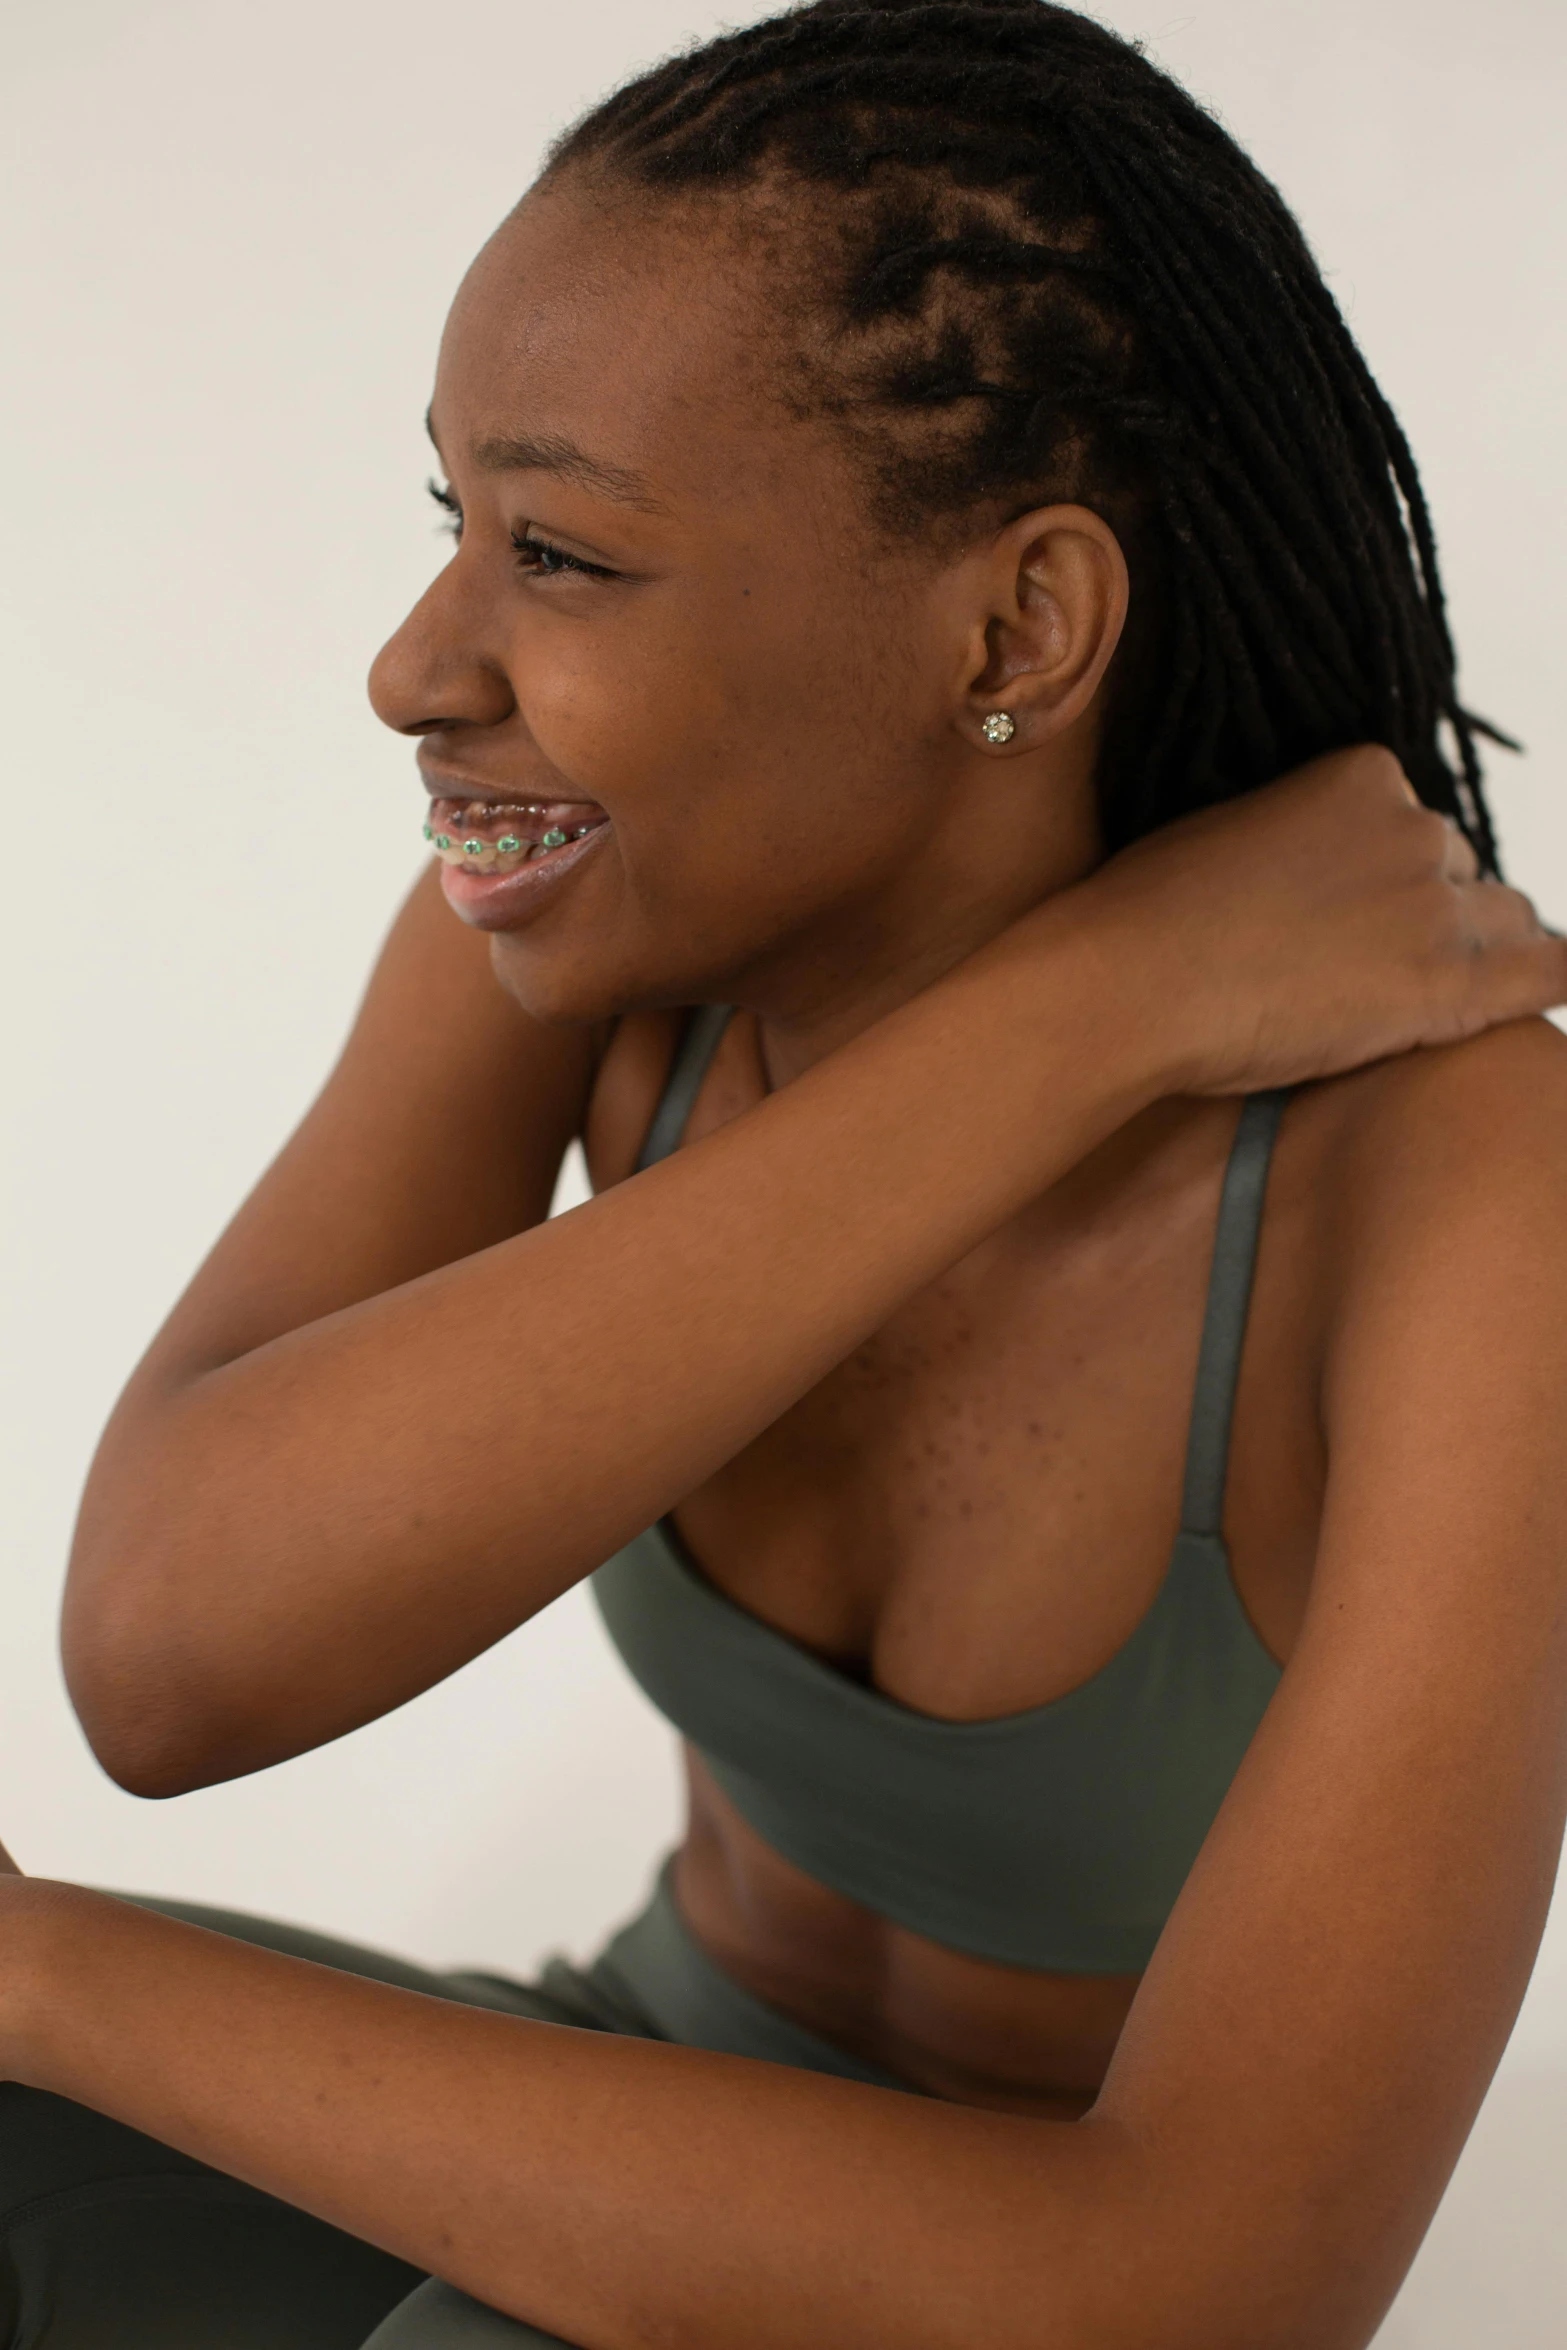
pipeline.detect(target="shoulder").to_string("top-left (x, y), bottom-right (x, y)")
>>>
top-left (1293, 1016), bottom-right (1567, 1277)
top-left (1282, 1021), bottom-right (1567, 1458)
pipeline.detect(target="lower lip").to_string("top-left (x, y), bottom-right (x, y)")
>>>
top-left (437, 824), bottom-right (609, 932)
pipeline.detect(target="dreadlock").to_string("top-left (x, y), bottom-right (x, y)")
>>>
top-left (547, 0), bottom-right (1503, 866)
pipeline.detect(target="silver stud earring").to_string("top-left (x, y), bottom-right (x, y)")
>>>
top-left (981, 711), bottom-right (1017, 746)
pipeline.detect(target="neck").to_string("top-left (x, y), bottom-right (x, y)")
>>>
top-left (738, 783), bottom-right (1104, 1091)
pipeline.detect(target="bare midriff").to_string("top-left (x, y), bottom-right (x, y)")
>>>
top-left (673, 1751), bottom-right (1139, 2117)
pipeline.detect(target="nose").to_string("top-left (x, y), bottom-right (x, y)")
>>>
top-left (367, 566), bottom-right (516, 738)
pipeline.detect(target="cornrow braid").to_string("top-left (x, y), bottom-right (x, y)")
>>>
top-left (550, 0), bottom-right (1504, 865)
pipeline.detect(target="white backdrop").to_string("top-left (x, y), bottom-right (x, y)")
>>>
top-left (3, 3), bottom-right (1565, 2341)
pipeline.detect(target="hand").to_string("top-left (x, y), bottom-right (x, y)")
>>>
top-left (0, 1836), bottom-right (20, 1875)
top-left (1077, 746), bottom-right (1567, 1096)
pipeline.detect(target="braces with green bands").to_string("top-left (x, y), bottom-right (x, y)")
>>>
top-left (422, 822), bottom-right (575, 854)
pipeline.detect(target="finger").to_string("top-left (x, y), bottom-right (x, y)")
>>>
top-left (1494, 933), bottom-right (1567, 1018)
top-left (0, 1836), bottom-right (21, 1876)
top-left (1336, 743), bottom-right (1419, 808)
top-left (1458, 876), bottom-right (1548, 946)
top-left (1457, 889), bottom-right (1567, 1019)
top-left (1455, 878), bottom-right (1542, 957)
top-left (1440, 818), bottom-right (1480, 885)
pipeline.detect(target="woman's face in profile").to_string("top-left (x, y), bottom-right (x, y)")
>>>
top-left (369, 176), bottom-right (1101, 1027)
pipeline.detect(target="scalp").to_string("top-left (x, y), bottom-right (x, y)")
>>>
top-left (544, 0), bottom-right (1506, 864)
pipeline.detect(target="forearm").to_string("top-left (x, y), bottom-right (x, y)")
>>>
top-left (114, 866), bottom-right (599, 1364)
top-left (67, 895), bottom-right (1166, 1789)
top-left (65, 755), bottom-right (1567, 1789)
top-left (5, 1880), bottom-right (1141, 2350)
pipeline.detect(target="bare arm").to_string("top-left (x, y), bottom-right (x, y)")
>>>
top-left (63, 754), bottom-right (1567, 1794)
top-left (14, 1018), bottom-right (1567, 2349)
top-left (62, 860), bottom-right (602, 1787)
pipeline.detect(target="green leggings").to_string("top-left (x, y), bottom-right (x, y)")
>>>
top-left (0, 1862), bottom-right (910, 2347)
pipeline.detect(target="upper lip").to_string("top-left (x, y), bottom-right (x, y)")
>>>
top-left (418, 760), bottom-right (598, 811)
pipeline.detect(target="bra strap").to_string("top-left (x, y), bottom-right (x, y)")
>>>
top-left (635, 1005), bottom-right (737, 1172)
top-left (1178, 1090), bottom-right (1290, 1539)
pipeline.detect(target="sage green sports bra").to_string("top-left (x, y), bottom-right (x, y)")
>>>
top-left (593, 1006), bottom-right (1287, 1975)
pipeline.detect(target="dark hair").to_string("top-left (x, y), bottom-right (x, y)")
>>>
top-left (549, 0), bottom-right (1506, 865)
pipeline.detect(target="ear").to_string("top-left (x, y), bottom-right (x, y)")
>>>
top-left (953, 506), bottom-right (1130, 756)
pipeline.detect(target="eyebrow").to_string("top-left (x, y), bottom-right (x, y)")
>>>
top-left (426, 411), bottom-right (665, 512)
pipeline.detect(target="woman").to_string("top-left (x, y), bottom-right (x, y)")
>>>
top-left (4, 2), bottom-right (1566, 2344)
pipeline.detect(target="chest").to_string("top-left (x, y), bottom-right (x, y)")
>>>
top-left (588, 1017), bottom-right (1329, 1725)
top-left (686, 1181), bottom-right (1327, 1725)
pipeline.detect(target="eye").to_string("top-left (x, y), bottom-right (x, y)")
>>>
top-left (427, 477), bottom-right (462, 537)
top-left (511, 528), bottom-right (617, 582)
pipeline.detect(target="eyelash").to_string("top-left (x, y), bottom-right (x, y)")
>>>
top-left (425, 478), bottom-right (614, 580)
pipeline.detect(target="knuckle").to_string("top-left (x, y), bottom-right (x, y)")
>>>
top-left (1411, 806), bottom-right (1451, 866)
top-left (1353, 744), bottom-right (1408, 802)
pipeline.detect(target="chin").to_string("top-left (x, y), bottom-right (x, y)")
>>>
top-left (486, 932), bottom-right (697, 1028)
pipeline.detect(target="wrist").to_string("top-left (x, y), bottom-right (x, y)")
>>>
top-left (1003, 879), bottom-right (1190, 1112)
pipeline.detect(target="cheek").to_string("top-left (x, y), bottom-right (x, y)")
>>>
top-left (502, 575), bottom-right (945, 985)
top-left (711, 607), bottom-right (945, 876)
top-left (514, 591), bottom-right (922, 843)
top-left (504, 599), bottom-right (745, 809)
top-left (485, 610), bottom-right (939, 1017)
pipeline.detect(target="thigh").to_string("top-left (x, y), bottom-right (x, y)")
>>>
top-left (123, 1897), bottom-right (658, 2029)
top-left (119, 1895), bottom-right (515, 2004)
top-left (0, 1898), bottom-right (624, 2349)
top-left (0, 2083), bottom-right (422, 2350)
top-left (362, 2278), bottom-right (580, 2347)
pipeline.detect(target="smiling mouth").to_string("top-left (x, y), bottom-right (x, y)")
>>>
top-left (423, 796), bottom-right (609, 872)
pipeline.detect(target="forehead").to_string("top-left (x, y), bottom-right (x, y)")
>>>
top-left (431, 179), bottom-right (815, 508)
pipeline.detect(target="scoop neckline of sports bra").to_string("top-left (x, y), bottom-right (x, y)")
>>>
top-left (644, 1512), bottom-right (1281, 1738)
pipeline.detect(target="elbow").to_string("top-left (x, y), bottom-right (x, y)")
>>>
top-left (1059, 2120), bottom-right (1384, 2350)
top-left (84, 1732), bottom-right (216, 1804)
top-left (68, 1672), bottom-right (246, 1801)
top-left (65, 1649), bottom-right (230, 1801)
top-left (61, 1554), bottom-right (243, 1800)
top-left (67, 1698), bottom-right (218, 1802)
top-left (64, 1394), bottom-right (277, 1797)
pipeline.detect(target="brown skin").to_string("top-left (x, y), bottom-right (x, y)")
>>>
top-left (15, 174), bottom-right (1567, 2347)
